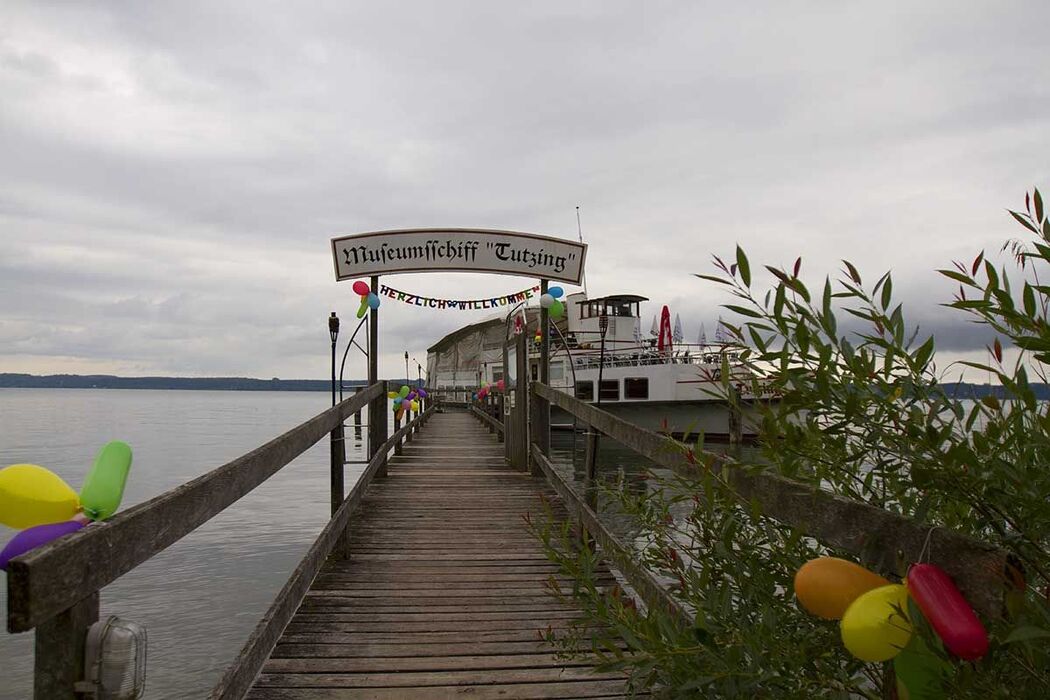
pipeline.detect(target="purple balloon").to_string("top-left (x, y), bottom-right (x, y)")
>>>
top-left (0, 520), bottom-right (84, 570)
top-left (417, 388), bottom-right (428, 398)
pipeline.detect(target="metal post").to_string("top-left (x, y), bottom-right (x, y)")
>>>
top-left (532, 279), bottom-right (551, 474)
top-left (368, 276), bottom-right (387, 477)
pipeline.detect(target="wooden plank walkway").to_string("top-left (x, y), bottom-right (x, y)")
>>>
top-left (246, 410), bottom-right (631, 699)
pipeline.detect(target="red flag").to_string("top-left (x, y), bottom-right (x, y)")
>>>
top-left (657, 305), bottom-right (673, 354)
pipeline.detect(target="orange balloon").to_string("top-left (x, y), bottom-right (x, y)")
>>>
top-left (794, 557), bottom-right (890, 619)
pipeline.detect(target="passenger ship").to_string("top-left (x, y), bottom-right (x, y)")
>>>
top-left (425, 292), bottom-right (768, 440)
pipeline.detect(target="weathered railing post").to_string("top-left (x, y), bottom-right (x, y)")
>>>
top-left (330, 421), bottom-right (344, 516)
top-left (33, 593), bottom-right (98, 699)
top-left (393, 414), bottom-right (403, 455)
top-left (352, 385), bottom-right (363, 441)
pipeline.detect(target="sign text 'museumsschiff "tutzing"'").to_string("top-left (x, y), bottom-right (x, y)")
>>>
top-left (331, 228), bottom-right (587, 285)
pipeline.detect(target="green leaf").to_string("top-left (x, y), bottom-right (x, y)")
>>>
top-left (1009, 209), bottom-right (1039, 234)
top-left (736, 245), bottom-right (751, 287)
top-left (894, 634), bottom-right (948, 700)
top-left (842, 259), bottom-right (862, 284)
top-left (881, 273), bottom-right (893, 310)
top-left (724, 304), bottom-right (763, 319)
top-left (1004, 625), bottom-right (1050, 644)
top-left (694, 274), bottom-right (733, 286)
top-left (938, 269), bottom-right (974, 285)
top-left (1023, 283), bottom-right (1036, 316)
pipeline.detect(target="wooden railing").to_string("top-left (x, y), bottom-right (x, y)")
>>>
top-left (4, 381), bottom-right (426, 699)
top-left (212, 402), bottom-right (435, 699)
top-left (469, 383), bottom-right (1014, 625)
top-left (470, 404), bottom-right (504, 438)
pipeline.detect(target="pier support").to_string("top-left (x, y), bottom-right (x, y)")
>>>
top-left (34, 593), bottom-right (98, 699)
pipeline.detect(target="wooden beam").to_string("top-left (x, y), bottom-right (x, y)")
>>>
top-left (532, 382), bottom-right (1013, 619)
top-left (33, 592), bottom-right (98, 699)
top-left (6, 383), bottom-right (385, 633)
top-left (210, 406), bottom-right (434, 699)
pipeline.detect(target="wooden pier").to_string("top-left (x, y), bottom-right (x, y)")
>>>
top-left (5, 374), bottom-right (1011, 699)
top-left (246, 411), bottom-right (628, 699)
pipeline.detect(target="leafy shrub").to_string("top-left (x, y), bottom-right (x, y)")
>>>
top-left (531, 189), bottom-right (1050, 698)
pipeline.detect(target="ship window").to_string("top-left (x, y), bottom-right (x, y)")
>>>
top-left (599, 380), bottom-right (619, 401)
top-left (550, 362), bottom-right (564, 381)
top-left (575, 380), bottom-right (594, 401)
top-left (624, 377), bottom-right (648, 399)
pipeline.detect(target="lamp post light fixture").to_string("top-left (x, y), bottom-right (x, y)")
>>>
top-left (329, 312), bottom-right (340, 407)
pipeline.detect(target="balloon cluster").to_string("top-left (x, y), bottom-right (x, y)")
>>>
top-left (388, 384), bottom-right (426, 421)
top-left (539, 286), bottom-right (566, 319)
top-left (0, 442), bottom-right (132, 570)
top-left (533, 327), bottom-right (543, 345)
top-left (473, 380), bottom-right (505, 401)
top-left (352, 280), bottom-right (381, 318)
top-left (794, 556), bottom-right (988, 692)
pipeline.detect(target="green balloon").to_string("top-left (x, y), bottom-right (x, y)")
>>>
top-left (550, 299), bottom-right (565, 319)
top-left (80, 441), bottom-right (132, 521)
top-left (398, 385), bottom-right (410, 398)
top-left (894, 633), bottom-right (948, 699)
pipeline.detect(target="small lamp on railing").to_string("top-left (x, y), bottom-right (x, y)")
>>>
top-left (329, 312), bottom-right (340, 407)
top-left (75, 616), bottom-right (147, 699)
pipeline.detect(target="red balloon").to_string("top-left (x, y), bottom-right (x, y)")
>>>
top-left (907, 563), bottom-right (989, 660)
top-left (352, 280), bottom-right (369, 295)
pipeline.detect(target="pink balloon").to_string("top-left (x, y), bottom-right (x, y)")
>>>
top-left (352, 280), bottom-right (369, 295)
top-left (1, 520), bottom-right (84, 570)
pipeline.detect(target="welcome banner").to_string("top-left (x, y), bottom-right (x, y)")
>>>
top-left (378, 284), bottom-right (541, 310)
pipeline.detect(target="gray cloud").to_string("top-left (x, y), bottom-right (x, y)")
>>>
top-left (1, 1), bottom-right (1048, 379)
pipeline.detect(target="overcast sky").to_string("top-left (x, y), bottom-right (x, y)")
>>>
top-left (1, 2), bottom-right (1047, 381)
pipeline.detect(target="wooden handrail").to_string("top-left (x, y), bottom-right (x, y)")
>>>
top-left (210, 404), bottom-right (436, 699)
top-left (531, 381), bottom-right (1012, 620)
top-left (530, 447), bottom-right (692, 629)
top-left (6, 382), bottom-right (385, 633)
top-left (470, 405), bottom-right (504, 436)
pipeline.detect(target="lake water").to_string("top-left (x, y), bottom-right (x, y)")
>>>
top-left (0, 389), bottom-right (374, 699)
top-left (0, 389), bottom-right (667, 699)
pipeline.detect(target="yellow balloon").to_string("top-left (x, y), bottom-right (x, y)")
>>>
top-left (410, 400), bottom-right (420, 412)
top-left (841, 584), bottom-right (912, 662)
top-left (0, 464), bottom-right (80, 529)
top-left (387, 391), bottom-right (398, 399)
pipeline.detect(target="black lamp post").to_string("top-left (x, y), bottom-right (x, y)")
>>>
top-left (329, 312), bottom-right (340, 407)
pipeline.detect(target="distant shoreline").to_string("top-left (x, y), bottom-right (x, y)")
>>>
top-left (0, 373), bottom-right (1042, 399)
top-left (0, 373), bottom-right (418, 392)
